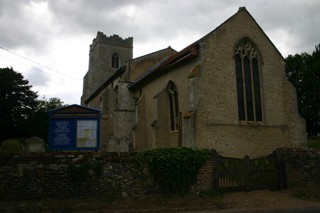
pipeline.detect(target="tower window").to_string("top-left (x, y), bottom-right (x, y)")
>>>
top-left (234, 39), bottom-right (262, 122)
top-left (111, 53), bottom-right (119, 68)
top-left (167, 81), bottom-right (179, 131)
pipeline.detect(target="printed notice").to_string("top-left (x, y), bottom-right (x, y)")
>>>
top-left (52, 119), bottom-right (73, 146)
top-left (76, 120), bottom-right (97, 147)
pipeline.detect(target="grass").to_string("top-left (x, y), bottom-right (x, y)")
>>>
top-left (308, 137), bottom-right (320, 150)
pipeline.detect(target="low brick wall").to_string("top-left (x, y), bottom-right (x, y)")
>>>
top-left (193, 160), bottom-right (213, 191)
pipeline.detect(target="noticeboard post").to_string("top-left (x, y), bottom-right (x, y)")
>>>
top-left (48, 104), bottom-right (100, 151)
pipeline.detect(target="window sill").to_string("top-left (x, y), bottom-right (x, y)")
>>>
top-left (239, 120), bottom-right (264, 125)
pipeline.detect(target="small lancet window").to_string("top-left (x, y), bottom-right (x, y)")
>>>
top-left (111, 53), bottom-right (119, 68)
top-left (167, 81), bottom-right (179, 131)
top-left (234, 39), bottom-right (262, 122)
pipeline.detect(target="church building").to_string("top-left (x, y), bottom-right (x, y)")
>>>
top-left (81, 7), bottom-right (306, 158)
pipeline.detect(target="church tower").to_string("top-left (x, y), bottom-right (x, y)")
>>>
top-left (81, 32), bottom-right (133, 105)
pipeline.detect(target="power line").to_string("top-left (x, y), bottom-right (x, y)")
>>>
top-left (0, 52), bottom-right (74, 82)
top-left (0, 46), bottom-right (81, 82)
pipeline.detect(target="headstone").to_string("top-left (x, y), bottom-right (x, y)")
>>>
top-left (108, 136), bottom-right (118, 152)
top-left (118, 137), bottom-right (129, 152)
top-left (25, 137), bottom-right (45, 152)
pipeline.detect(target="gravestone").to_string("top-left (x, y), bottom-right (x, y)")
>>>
top-left (25, 137), bottom-right (45, 152)
top-left (118, 137), bottom-right (129, 152)
top-left (108, 136), bottom-right (118, 152)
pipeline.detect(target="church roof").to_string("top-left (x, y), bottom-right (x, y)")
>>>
top-left (84, 66), bottom-right (126, 105)
top-left (128, 42), bottom-right (200, 90)
top-left (128, 7), bottom-right (284, 91)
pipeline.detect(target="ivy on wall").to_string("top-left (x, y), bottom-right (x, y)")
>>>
top-left (135, 147), bottom-right (210, 194)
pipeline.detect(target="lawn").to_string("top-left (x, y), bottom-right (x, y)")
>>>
top-left (308, 137), bottom-right (320, 150)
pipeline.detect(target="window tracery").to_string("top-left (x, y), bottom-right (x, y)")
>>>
top-left (234, 40), bottom-right (262, 122)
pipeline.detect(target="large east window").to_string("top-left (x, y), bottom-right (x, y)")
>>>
top-left (234, 40), bottom-right (262, 122)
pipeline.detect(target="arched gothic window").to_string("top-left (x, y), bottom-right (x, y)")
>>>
top-left (111, 53), bottom-right (119, 68)
top-left (234, 40), bottom-right (262, 122)
top-left (167, 81), bottom-right (179, 131)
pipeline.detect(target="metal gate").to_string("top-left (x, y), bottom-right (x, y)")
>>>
top-left (213, 151), bottom-right (285, 192)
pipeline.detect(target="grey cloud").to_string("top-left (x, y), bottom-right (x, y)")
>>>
top-left (245, 1), bottom-right (320, 55)
top-left (0, 0), bottom-right (54, 50)
top-left (0, 0), bottom-right (319, 58)
top-left (26, 67), bottom-right (51, 87)
top-left (46, 0), bottom-right (142, 33)
top-left (45, 0), bottom-right (235, 45)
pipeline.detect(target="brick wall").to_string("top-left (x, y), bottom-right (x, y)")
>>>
top-left (193, 160), bottom-right (213, 192)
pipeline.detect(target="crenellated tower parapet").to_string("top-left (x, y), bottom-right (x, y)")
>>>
top-left (90, 32), bottom-right (133, 53)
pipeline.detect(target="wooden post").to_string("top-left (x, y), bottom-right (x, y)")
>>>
top-left (212, 150), bottom-right (220, 190)
top-left (244, 155), bottom-right (251, 191)
top-left (275, 149), bottom-right (287, 190)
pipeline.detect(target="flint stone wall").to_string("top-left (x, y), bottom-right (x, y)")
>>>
top-left (0, 153), bottom-right (156, 201)
top-left (1, 148), bottom-right (319, 201)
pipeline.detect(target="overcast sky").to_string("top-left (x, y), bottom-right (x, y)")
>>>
top-left (0, 0), bottom-right (319, 105)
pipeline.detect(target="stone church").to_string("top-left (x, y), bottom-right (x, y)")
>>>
top-left (81, 7), bottom-right (306, 158)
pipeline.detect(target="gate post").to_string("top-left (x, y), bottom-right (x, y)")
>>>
top-left (212, 150), bottom-right (220, 190)
top-left (275, 149), bottom-right (287, 189)
top-left (244, 155), bottom-right (251, 191)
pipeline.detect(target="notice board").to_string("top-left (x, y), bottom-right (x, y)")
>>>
top-left (48, 104), bottom-right (100, 151)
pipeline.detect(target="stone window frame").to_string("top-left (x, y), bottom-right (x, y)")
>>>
top-left (234, 38), bottom-right (263, 123)
top-left (111, 52), bottom-right (120, 68)
top-left (167, 81), bottom-right (179, 131)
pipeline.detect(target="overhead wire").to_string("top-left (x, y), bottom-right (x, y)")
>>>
top-left (0, 46), bottom-right (82, 82)
top-left (0, 52), bottom-right (70, 82)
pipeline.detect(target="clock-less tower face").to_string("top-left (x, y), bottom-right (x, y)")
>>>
top-left (81, 32), bottom-right (133, 105)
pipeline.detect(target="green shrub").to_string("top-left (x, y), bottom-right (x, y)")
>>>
top-left (1, 139), bottom-right (24, 154)
top-left (135, 147), bottom-right (210, 194)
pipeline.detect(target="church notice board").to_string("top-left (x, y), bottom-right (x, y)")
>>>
top-left (48, 104), bottom-right (100, 151)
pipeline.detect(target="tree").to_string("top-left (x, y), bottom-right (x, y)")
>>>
top-left (29, 97), bottom-right (65, 140)
top-left (285, 44), bottom-right (320, 137)
top-left (0, 67), bottom-right (39, 141)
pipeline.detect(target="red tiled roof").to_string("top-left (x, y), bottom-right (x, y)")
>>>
top-left (128, 42), bottom-right (200, 90)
